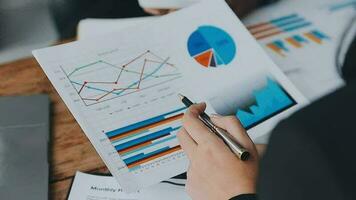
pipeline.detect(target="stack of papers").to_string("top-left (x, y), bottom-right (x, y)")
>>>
top-left (33, 0), bottom-right (306, 192)
top-left (78, 0), bottom-right (356, 101)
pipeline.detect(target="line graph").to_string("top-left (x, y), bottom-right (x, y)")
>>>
top-left (61, 50), bottom-right (181, 106)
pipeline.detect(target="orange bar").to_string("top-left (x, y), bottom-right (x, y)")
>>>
top-left (246, 22), bottom-right (270, 30)
top-left (266, 43), bottom-right (286, 57)
top-left (304, 33), bottom-right (322, 44)
top-left (110, 113), bottom-right (183, 141)
top-left (255, 30), bottom-right (283, 40)
top-left (286, 37), bottom-right (302, 48)
top-left (127, 146), bottom-right (182, 169)
top-left (118, 140), bottom-right (152, 155)
top-left (250, 24), bottom-right (278, 35)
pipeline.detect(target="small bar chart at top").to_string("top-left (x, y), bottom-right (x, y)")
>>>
top-left (266, 29), bottom-right (330, 57)
top-left (60, 50), bottom-right (182, 106)
top-left (247, 13), bottom-right (313, 40)
top-left (246, 13), bottom-right (331, 57)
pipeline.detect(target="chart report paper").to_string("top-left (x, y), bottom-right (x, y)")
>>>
top-left (33, 0), bottom-right (306, 191)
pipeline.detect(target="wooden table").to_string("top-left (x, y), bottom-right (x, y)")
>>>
top-left (0, 56), bottom-right (110, 199)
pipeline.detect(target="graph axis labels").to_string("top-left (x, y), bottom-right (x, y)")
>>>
top-left (187, 25), bottom-right (236, 68)
top-left (61, 50), bottom-right (182, 106)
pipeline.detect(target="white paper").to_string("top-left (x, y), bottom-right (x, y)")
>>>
top-left (33, 0), bottom-right (306, 192)
top-left (68, 171), bottom-right (190, 200)
top-left (78, 17), bottom-right (157, 40)
top-left (243, 0), bottom-right (356, 101)
top-left (77, 0), bottom-right (356, 102)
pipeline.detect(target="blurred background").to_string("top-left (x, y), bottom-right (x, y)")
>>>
top-left (0, 0), bottom-right (147, 64)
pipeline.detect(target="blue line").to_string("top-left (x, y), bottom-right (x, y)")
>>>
top-left (115, 127), bottom-right (175, 151)
top-left (270, 14), bottom-right (298, 24)
top-left (329, 1), bottom-right (356, 11)
top-left (272, 17), bottom-right (306, 28)
top-left (71, 81), bottom-right (112, 93)
top-left (70, 57), bottom-right (174, 96)
top-left (282, 22), bottom-right (312, 32)
top-left (106, 107), bottom-right (185, 138)
top-left (114, 58), bottom-right (170, 96)
top-left (121, 135), bottom-right (178, 157)
top-left (124, 146), bottom-right (171, 165)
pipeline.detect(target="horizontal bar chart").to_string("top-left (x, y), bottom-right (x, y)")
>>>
top-left (266, 30), bottom-right (330, 57)
top-left (247, 14), bottom-right (312, 40)
top-left (106, 107), bottom-right (186, 170)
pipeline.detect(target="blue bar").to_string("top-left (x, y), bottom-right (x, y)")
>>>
top-left (124, 146), bottom-right (171, 165)
top-left (106, 107), bottom-right (186, 138)
top-left (129, 165), bottom-right (141, 171)
top-left (272, 17), bottom-right (305, 28)
top-left (115, 127), bottom-right (174, 151)
top-left (293, 35), bottom-right (309, 43)
top-left (283, 22), bottom-right (312, 32)
top-left (329, 1), bottom-right (356, 12)
top-left (121, 134), bottom-right (178, 157)
top-left (273, 40), bottom-right (289, 52)
top-left (310, 30), bottom-right (330, 40)
top-left (270, 14), bottom-right (298, 24)
top-left (111, 129), bottom-right (149, 144)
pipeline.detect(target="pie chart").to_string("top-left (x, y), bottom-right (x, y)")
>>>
top-left (187, 25), bottom-right (236, 68)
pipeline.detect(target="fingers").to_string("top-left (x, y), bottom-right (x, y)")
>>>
top-left (182, 103), bottom-right (218, 144)
top-left (177, 128), bottom-right (197, 160)
top-left (210, 115), bottom-right (255, 149)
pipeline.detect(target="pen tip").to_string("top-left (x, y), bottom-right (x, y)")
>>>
top-left (177, 93), bottom-right (184, 100)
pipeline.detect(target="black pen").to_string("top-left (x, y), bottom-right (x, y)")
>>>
top-left (178, 94), bottom-right (250, 161)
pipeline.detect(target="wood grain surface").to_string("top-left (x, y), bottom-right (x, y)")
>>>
top-left (0, 57), bottom-right (110, 199)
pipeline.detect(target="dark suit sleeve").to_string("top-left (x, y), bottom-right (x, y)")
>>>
top-left (230, 194), bottom-right (258, 200)
top-left (257, 79), bottom-right (356, 200)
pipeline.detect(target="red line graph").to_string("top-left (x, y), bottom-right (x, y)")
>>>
top-left (62, 50), bottom-right (180, 106)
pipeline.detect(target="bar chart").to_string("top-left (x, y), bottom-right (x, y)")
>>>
top-left (266, 30), bottom-right (330, 57)
top-left (247, 14), bottom-right (312, 40)
top-left (106, 107), bottom-right (186, 171)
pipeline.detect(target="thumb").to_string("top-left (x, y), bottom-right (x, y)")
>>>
top-left (210, 114), bottom-right (255, 150)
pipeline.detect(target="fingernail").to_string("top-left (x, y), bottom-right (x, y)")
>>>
top-left (210, 114), bottom-right (222, 118)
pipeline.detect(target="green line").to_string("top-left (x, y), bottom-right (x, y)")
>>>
top-left (101, 60), bottom-right (180, 78)
top-left (68, 61), bottom-right (102, 77)
top-left (68, 59), bottom-right (180, 78)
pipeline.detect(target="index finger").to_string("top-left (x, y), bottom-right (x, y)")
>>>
top-left (182, 103), bottom-right (218, 144)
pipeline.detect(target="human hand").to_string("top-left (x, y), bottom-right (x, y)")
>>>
top-left (177, 103), bottom-right (259, 200)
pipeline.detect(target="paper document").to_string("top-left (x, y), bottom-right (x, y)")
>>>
top-left (68, 171), bottom-right (190, 200)
top-left (77, 0), bottom-right (356, 101)
top-left (243, 0), bottom-right (356, 100)
top-left (78, 17), bottom-right (157, 40)
top-left (33, 0), bottom-right (305, 191)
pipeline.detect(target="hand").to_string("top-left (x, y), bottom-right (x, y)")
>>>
top-left (177, 103), bottom-right (259, 200)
